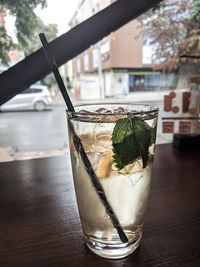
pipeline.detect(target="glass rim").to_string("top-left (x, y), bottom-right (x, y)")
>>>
top-left (66, 103), bottom-right (159, 117)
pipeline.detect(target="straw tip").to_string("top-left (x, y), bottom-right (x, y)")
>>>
top-left (39, 33), bottom-right (46, 42)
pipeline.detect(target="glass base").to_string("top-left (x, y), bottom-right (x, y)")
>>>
top-left (85, 231), bottom-right (142, 259)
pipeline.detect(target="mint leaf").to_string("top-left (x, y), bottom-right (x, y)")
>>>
top-left (112, 118), bottom-right (139, 169)
top-left (133, 118), bottom-right (151, 168)
top-left (112, 116), bottom-right (156, 170)
top-left (111, 117), bottom-right (134, 144)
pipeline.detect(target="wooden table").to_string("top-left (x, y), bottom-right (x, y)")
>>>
top-left (0, 144), bottom-right (200, 267)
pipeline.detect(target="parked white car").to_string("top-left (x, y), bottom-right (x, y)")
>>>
top-left (0, 85), bottom-right (53, 111)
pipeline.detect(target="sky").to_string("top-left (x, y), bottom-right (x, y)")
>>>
top-left (35, 0), bottom-right (80, 34)
top-left (5, 0), bottom-right (80, 41)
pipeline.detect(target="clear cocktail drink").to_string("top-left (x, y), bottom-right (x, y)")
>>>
top-left (67, 104), bottom-right (158, 259)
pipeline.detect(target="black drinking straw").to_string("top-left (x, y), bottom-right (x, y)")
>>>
top-left (39, 33), bottom-right (74, 112)
top-left (39, 33), bottom-right (128, 243)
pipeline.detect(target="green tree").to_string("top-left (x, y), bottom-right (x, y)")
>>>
top-left (190, 0), bottom-right (200, 24)
top-left (143, 0), bottom-right (200, 88)
top-left (42, 73), bottom-right (56, 88)
top-left (0, 24), bottom-right (15, 65)
top-left (0, 0), bottom-right (47, 65)
top-left (21, 17), bottom-right (59, 88)
top-left (19, 16), bottom-right (58, 56)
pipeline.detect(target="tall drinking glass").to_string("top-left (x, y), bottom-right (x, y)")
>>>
top-left (67, 104), bottom-right (158, 259)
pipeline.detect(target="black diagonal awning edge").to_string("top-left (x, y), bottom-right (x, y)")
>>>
top-left (0, 0), bottom-right (162, 105)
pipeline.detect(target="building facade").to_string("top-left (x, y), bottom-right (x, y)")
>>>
top-left (69, 0), bottom-right (176, 100)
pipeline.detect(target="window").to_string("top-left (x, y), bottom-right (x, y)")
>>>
top-left (93, 43), bottom-right (99, 68)
top-left (84, 50), bottom-right (89, 71)
top-left (76, 56), bottom-right (81, 73)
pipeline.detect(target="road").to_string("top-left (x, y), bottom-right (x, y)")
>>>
top-left (0, 101), bottom-right (168, 161)
top-left (0, 105), bottom-right (68, 152)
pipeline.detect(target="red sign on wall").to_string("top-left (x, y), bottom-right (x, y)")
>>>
top-left (162, 90), bottom-right (200, 134)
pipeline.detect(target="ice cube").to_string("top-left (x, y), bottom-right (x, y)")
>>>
top-left (113, 107), bottom-right (127, 114)
top-left (95, 108), bottom-right (112, 114)
top-left (110, 159), bottom-right (143, 176)
top-left (79, 131), bottom-right (112, 154)
top-left (87, 152), bottom-right (100, 172)
top-left (100, 165), bottom-right (152, 226)
top-left (78, 109), bottom-right (96, 115)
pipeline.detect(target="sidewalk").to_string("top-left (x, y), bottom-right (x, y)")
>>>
top-left (0, 135), bottom-right (171, 163)
top-left (74, 91), bottom-right (168, 105)
top-left (0, 91), bottom-right (171, 163)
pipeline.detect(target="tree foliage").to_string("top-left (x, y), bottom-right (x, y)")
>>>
top-left (19, 16), bottom-right (58, 56)
top-left (42, 73), bottom-right (56, 88)
top-left (0, 25), bottom-right (15, 65)
top-left (143, 0), bottom-right (200, 71)
top-left (190, 0), bottom-right (200, 24)
top-left (0, 0), bottom-right (47, 64)
top-left (23, 17), bottom-right (58, 88)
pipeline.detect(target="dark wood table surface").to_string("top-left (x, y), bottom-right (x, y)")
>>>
top-left (0, 143), bottom-right (200, 267)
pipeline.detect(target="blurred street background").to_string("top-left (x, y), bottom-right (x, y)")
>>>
top-left (0, 95), bottom-right (172, 162)
top-left (1, 0), bottom-right (199, 162)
